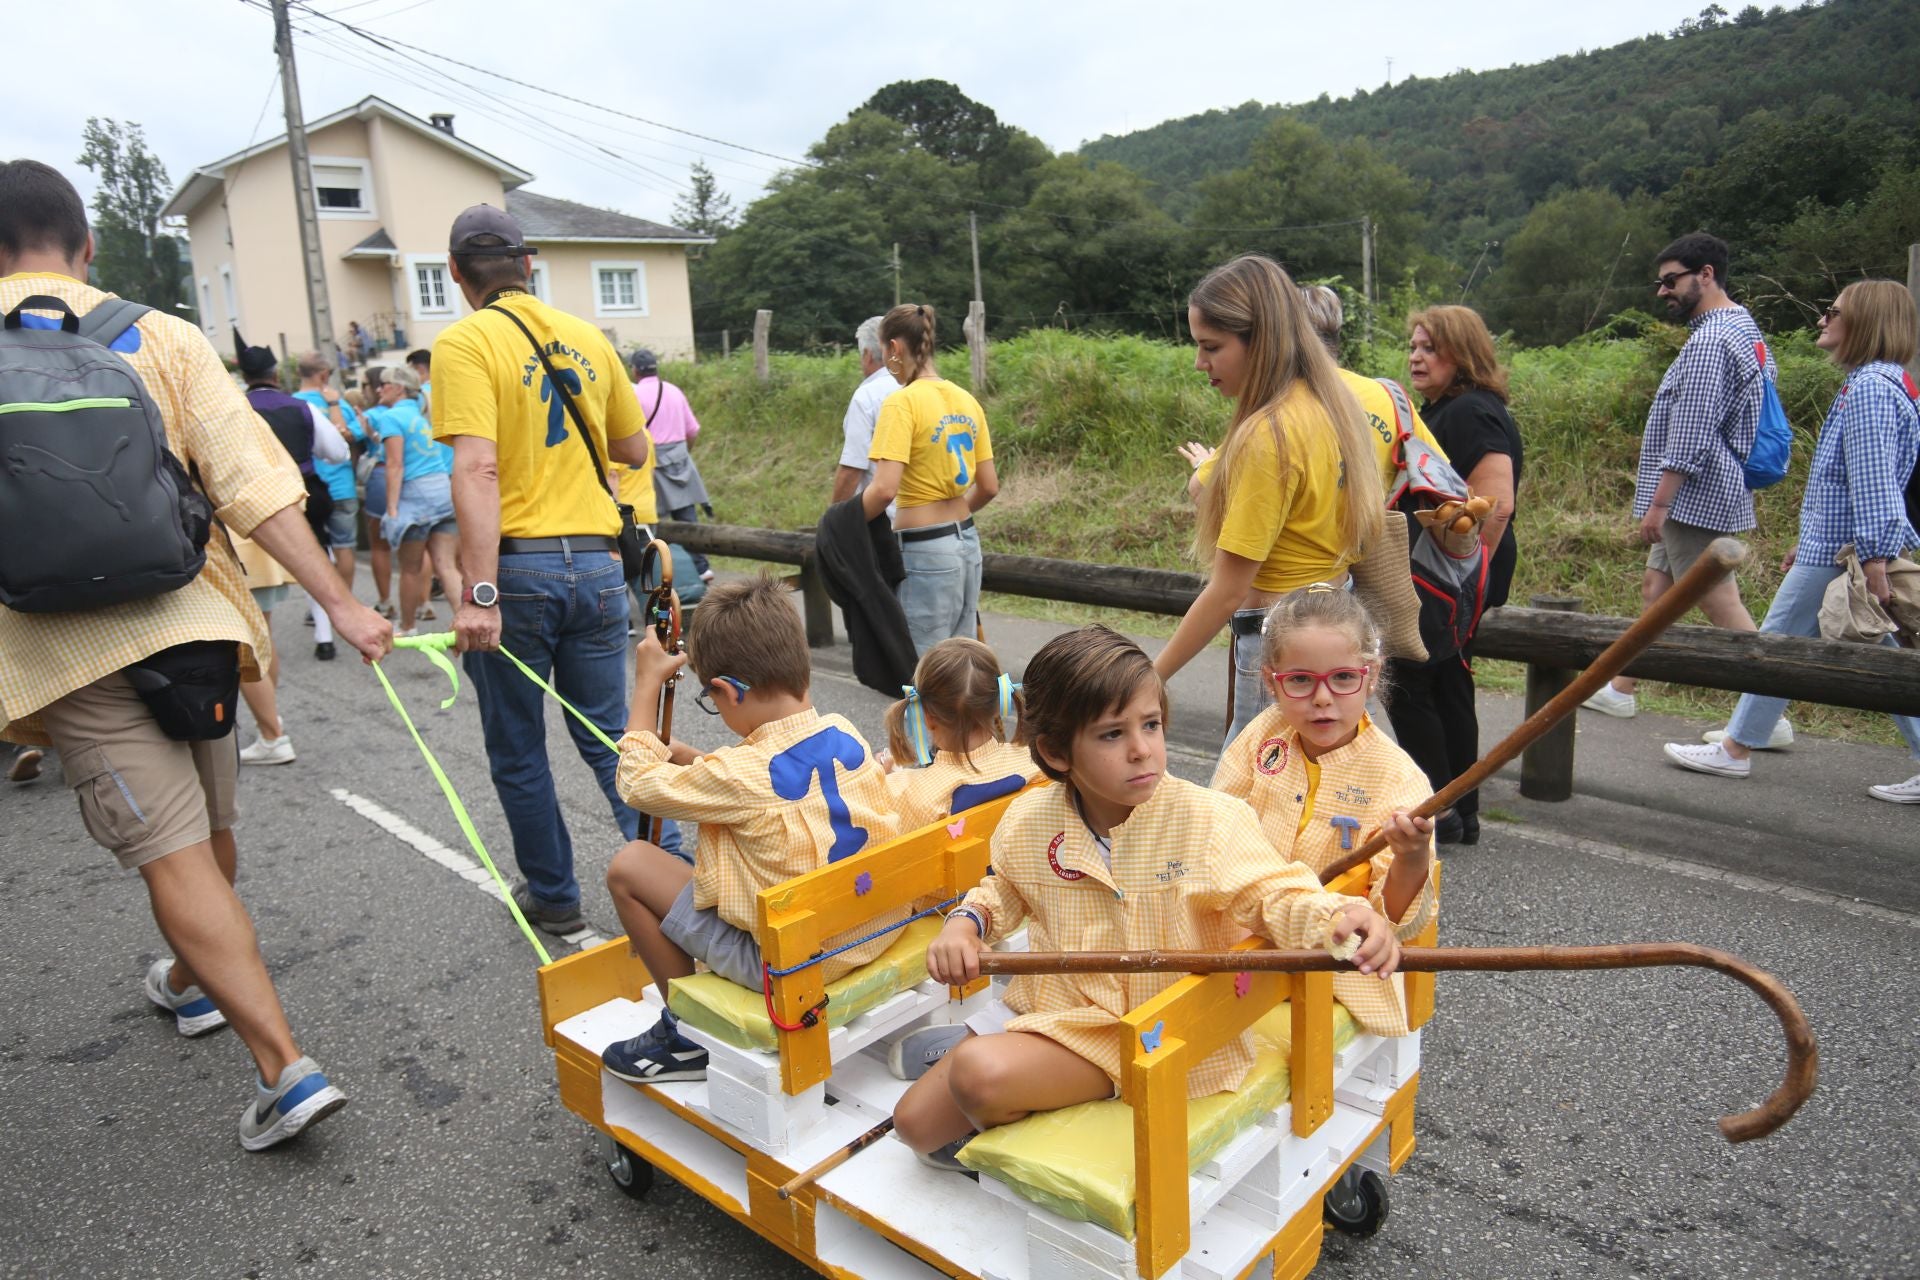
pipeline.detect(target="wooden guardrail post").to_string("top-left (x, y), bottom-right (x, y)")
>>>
top-left (753, 310), bottom-right (771, 383)
top-left (1519, 595), bottom-right (1582, 801)
top-left (797, 551), bottom-right (834, 648)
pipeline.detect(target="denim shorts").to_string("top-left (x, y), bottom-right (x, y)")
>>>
top-left (250, 584), bottom-right (292, 615)
top-left (896, 524), bottom-right (983, 656)
top-left (363, 465), bottom-right (387, 524)
top-left (386, 471), bottom-right (457, 545)
top-left (323, 497), bottom-right (360, 550)
top-left (660, 881), bottom-right (763, 988)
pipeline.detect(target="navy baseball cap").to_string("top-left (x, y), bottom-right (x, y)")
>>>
top-left (448, 204), bottom-right (538, 256)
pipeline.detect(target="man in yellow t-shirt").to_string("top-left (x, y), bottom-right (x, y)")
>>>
top-left (431, 204), bottom-right (670, 932)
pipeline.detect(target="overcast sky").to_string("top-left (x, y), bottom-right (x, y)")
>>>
top-left (9, 0), bottom-right (1720, 228)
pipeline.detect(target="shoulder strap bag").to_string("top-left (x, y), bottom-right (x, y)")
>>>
top-left (486, 302), bottom-right (650, 581)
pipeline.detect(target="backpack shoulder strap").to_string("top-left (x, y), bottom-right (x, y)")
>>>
top-left (77, 298), bottom-right (153, 350)
top-left (1376, 377), bottom-right (1415, 443)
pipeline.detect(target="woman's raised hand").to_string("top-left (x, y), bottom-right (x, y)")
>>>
top-left (1176, 441), bottom-right (1216, 471)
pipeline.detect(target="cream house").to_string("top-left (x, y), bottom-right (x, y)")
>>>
top-left (162, 96), bottom-right (712, 361)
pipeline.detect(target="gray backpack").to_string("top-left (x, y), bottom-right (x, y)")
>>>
top-left (0, 295), bottom-right (212, 613)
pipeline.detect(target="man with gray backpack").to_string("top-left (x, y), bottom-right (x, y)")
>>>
top-left (0, 160), bottom-right (391, 1150)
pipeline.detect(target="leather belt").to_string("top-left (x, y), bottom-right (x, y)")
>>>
top-left (498, 535), bottom-right (617, 555)
top-left (896, 517), bottom-right (976, 544)
top-left (1230, 610), bottom-right (1267, 638)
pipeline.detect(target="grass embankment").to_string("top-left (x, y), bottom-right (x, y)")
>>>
top-left (672, 329), bottom-right (1895, 744)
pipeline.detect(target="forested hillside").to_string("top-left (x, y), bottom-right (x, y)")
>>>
top-left (690, 0), bottom-right (1919, 350)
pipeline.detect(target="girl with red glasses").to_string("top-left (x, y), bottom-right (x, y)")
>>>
top-left (1211, 584), bottom-right (1439, 1039)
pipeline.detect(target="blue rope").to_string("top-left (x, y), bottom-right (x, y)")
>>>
top-left (765, 894), bottom-right (965, 978)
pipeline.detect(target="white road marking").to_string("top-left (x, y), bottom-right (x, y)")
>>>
top-left (1505, 825), bottom-right (1920, 930)
top-left (329, 788), bottom-right (608, 949)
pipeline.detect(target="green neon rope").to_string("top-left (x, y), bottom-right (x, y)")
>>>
top-left (372, 652), bottom-right (551, 965)
top-left (399, 632), bottom-right (627, 752)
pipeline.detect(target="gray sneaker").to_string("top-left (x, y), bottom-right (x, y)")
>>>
top-left (510, 881), bottom-right (586, 935)
top-left (238, 1056), bottom-right (347, 1151)
top-left (888, 1024), bottom-right (971, 1080)
top-left (915, 1137), bottom-right (977, 1176)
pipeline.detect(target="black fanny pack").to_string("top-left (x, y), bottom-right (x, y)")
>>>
top-left (122, 641), bottom-right (241, 741)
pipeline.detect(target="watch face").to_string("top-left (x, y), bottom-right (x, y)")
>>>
top-left (471, 582), bottom-right (498, 607)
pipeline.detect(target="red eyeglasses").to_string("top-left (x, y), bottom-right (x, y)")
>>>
top-left (1269, 666), bottom-right (1371, 699)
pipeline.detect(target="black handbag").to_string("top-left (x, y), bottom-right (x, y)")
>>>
top-left (122, 640), bottom-right (240, 741)
top-left (486, 303), bottom-right (650, 580)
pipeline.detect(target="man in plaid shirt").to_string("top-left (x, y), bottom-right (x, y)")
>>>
top-left (1584, 233), bottom-right (1772, 725)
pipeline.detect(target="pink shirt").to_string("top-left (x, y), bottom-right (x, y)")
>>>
top-left (634, 376), bottom-right (701, 445)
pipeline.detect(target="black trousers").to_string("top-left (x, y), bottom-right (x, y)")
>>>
top-left (1384, 653), bottom-right (1481, 820)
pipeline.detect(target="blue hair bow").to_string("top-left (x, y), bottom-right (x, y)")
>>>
top-left (901, 685), bottom-right (935, 767)
top-left (997, 673), bottom-right (1021, 727)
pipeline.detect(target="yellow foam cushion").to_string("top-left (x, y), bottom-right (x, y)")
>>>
top-left (668, 916), bottom-right (945, 1053)
top-left (956, 1002), bottom-right (1358, 1238)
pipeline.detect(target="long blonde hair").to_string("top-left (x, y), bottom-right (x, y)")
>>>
top-left (1189, 255), bottom-right (1383, 565)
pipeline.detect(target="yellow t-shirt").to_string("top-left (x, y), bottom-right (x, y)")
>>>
top-left (610, 442), bottom-right (659, 525)
top-left (869, 379), bottom-right (994, 509)
top-left (429, 292), bottom-right (644, 539)
top-left (1199, 382), bottom-right (1353, 593)
top-left (1341, 369), bottom-right (1449, 496)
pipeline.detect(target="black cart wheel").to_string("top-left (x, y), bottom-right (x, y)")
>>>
top-left (1323, 1167), bottom-right (1389, 1238)
top-left (604, 1136), bottom-right (656, 1200)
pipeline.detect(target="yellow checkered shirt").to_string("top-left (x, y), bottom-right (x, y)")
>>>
top-left (961, 776), bottom-right (1361, 1098)
top-left (0, 274), bottom-right (302, 745)
top-left (1212, 709), bottom-right (1440, 1037)
top-left (887, 738), bottom-right (1039, 834)
top-left (616, 708), bottom-right (902, 983)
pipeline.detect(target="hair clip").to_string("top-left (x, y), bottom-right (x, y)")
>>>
top-left (997, 673), bottom-right (1022, 726)
top-left (901, 685), bottom-right (935, 766)
top-left (1303, 582), bottom-right (1340, 594)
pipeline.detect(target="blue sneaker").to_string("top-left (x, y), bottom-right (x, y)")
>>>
top-left (602, 1012), bottom-right (708, 1083)
top-left (238, 1056), bottom-right (347, 1151)
top-left (143, 957), bottom-right (227, 1037)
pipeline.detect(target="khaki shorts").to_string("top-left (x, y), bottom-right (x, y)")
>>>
top-left (36, 672), bottom-right (238, 870)
top-left (1646, 517), bottom-right (1736, 584)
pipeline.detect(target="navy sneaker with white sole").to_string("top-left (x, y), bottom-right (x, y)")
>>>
top-left (602, 1012), bottom-right (708, 1083)
top-left (143, 957), bottom-right (228, 1037)
top-left (239, 1056), bottom-right (347, 1151)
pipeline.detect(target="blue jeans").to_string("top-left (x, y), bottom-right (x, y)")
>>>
top-left (463, 546), bottom-right (680, 913)
top-left (897, 525), bottom-right (983, 656)
top-left (1726, 560), bottom-right (1920, 758)
top-left (1225, 611), bottom-right (1270, 750)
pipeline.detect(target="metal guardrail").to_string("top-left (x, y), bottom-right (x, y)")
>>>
top-left (661, 521), bottom-right (1920, 799)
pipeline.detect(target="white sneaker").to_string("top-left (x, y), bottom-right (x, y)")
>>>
top-left (142, 957), bottom-right (229, 1037)
top-left (1703, 719), bottom-right (1794, 750)
top-left (1581, 685), bottom-right (1637, 718)
top-left (239, 734), bottom-right (296, 766)
top-left (1867, 773), bottom-right (1920, 804)
top-left (1663, 741), bottom-right (1751, 779)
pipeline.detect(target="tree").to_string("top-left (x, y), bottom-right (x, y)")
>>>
top-left (672, 161), bottom-right (736, 238)
top-left (860, 80), bottom-right (1009, 167)
top-left (1481, 187), bottom-right (1672, 345)
top-left (76, 118), bottom-right (185, 311)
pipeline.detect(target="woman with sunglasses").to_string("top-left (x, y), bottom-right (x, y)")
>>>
top-left (1664, 280), bottom-right (1920, 801)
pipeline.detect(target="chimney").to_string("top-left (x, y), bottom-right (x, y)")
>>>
top-left (429, 113), bottom-right (455, 134)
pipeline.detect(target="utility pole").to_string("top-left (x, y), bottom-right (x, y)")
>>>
top-left (272, 0), bottom-right (338, 376)
top-left (891, 242), bottom-right (901, 307)
top-left (969, 211), bottom-right (983, 303)
top-left (1361, 216), bottom-right (1376, 345)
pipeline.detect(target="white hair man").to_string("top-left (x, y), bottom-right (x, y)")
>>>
top-left (831, 315), bottom-right (898, 506)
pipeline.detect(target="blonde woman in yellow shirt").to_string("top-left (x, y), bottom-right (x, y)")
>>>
top-left (1155, 256), bottom-right (1383, 747)
top-left (862, 304), bottom-right (999, 655)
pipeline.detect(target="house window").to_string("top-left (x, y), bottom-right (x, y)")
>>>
top-left (415, 262), bottom-right (449, 314)
top-left (529, 263), bottom-right (550, 303)
top-left (199, 278), bottom-right (213, 331)
top-left (592, 260), bottom-right (648, 317)
top-left (309, 157), bottom-right (375, 219)
top-left (219, 265), bottom-right (239, 326)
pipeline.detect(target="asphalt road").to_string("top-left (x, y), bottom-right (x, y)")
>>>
top-left (1, 596), bottom-right (1914, 1279)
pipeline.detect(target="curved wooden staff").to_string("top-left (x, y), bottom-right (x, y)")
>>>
top-left (978, 942), bottom-right (1815, 1143)
top-left (636, 538), bottom-right (682, 845)
top-left (1319, 536), bottom-right (1749, 882)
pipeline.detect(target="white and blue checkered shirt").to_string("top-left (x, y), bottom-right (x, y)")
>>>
top-left (1797, 361), bottom-right (1920, 565)
top-left (1634, 305), bottom-right (1770, 533)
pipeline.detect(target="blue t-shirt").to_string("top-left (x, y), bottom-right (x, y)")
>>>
top-left (374, 398), bottom-right (449, 480)
top-left (295, 390), bottom-right (366, 501)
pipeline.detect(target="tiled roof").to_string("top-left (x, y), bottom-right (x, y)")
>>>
top-left (505, 189), bottom-right (711, 243)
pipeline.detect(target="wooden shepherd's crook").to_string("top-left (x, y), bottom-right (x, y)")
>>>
top-left (775, 1116), bottom-right (896, 1200)
top-left (636, 538), bottom-right (682, 846)
top-left (978, 943), bottom-right (1816, 1143)
top-left (1318, 536), bottom-right (1749, 883)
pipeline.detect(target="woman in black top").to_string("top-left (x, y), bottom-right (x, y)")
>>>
top-left (1390, 305), bottom-right (1523, 844)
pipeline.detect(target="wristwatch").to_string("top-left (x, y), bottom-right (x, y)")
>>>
top-left (464, 581), bottom-right (499, 608)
